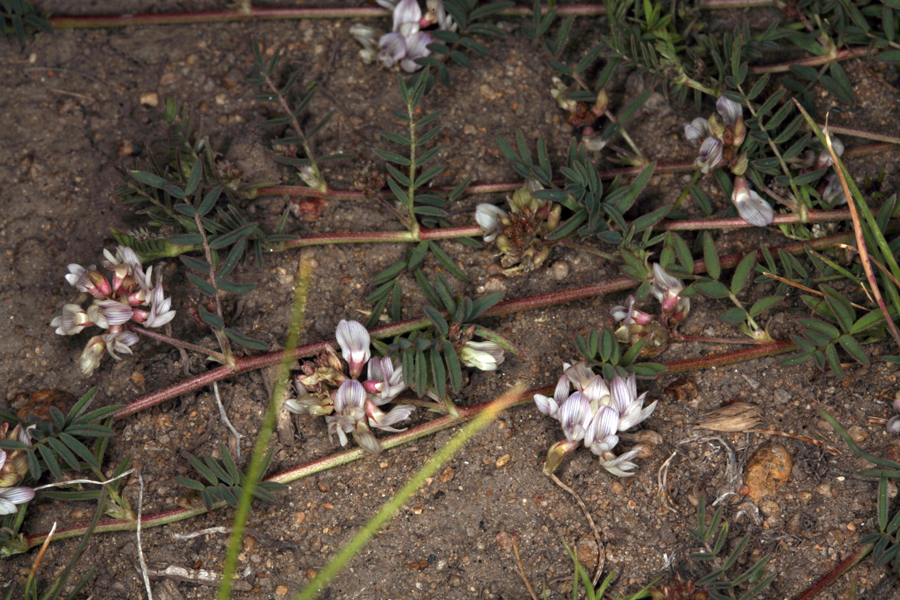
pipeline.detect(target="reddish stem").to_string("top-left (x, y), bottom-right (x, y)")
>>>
top-left (790, 543), bottom-right (873, 600)
top-left (114, 230), bottom-right (855, 419)
top-left (25, 336), bottom-right (799, 550)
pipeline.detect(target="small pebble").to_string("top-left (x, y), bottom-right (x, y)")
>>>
top-left (550, 261), bottom-right (570, 280)
top-left (495, 454), bottom-right (511, 468)
top-left (847, 425), bottom-right (868, 443)
top-left (140, 92), bottom-right (159, 107)
top-left (744, 443), bottom-right (792, 500)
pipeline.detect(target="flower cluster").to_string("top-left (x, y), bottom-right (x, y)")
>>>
top-left (0, 423), bottom-right (35, 515)
top-left (535, 364), bottom-right (657, 477)
top-left (351, 0), bottom-right (455, 73)
top-left (549, 78), bottom-right (610, 151)
top-left (684, 96), bottom-right (774, 227)
top-left (610, 264), bottom-right (690, 357)
top-left (284, 320), bottom-right (415, 453)
top-left (684, 96), bottom-right (746, 174)
top-left (50, 246), bottom-right (176, 376)
top-left (475, 180), bottom-right (562, 275)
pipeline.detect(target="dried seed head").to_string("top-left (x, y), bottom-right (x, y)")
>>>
top-left (696, 401), bottom-right (762, 432)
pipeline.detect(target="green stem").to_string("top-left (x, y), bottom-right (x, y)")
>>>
top-left (294, 385), bottom-right (524, 600)
top-left (218, 252), bottom-right (315, 600)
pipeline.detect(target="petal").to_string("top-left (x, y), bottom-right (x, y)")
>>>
top-left (0, 487), bottom-right (35, 505)
top-left (716, 95), bottom-right (743, 126)
top-left (534, 394), bottom-right (559, 419)
top-left (334, 380), bottom-right (367, 412)
top-left (734, 190), bottom-right (774, 227)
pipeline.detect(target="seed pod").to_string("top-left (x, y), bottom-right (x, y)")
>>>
top-left (696, 402), bottom-right (761, 432)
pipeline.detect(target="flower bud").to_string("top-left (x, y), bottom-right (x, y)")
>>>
top-left (593, 88), bottom-right (609, 116)
top-left (707, 113), bottom-right (725, 139)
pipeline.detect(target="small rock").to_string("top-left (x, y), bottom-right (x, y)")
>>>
top-left (550, 260), bottom-right (570, 280)
top-left (140, 92), bottom-right (159, 107)
top-left (479, 84), bottom-right (497, 100)
top-left (275, 584), bottom-right (289, 596)
top-left (758, 499), bottom-right (781, 517)
top-left (495, 531), bottom-right (519, 551)
top-left (463, 124), bottom-right (478, 135)
top-left (773, 388), bottom-right (791, 404)
top-left (495, 454), bottom-right (511, 468)
top-left (575, 538), bottom-right (603, 570)
top-left (744, 443), bottom-right (792, 500)
top-left (847, 425), bottom-right (868, 443)
top-left (440, 466), bottom-right (455, 483)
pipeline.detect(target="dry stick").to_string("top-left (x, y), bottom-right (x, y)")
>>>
top-left (752, 46), bottom-right (873, 74)
top-left (550, 473), bottom-right (605, 586)
top-left (823, 120), bottom-right (900, 349)
top-left (114, 229), bottom-right (855, 420)
top-left (743, 429), bottom-right (841, 455)
top-left (760, 271), bottom-right (869, 311)
top-left (512, 541), bottom-right (541, 600)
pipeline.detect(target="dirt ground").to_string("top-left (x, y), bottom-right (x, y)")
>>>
top-left (2, 1), bottom-right (900, 599)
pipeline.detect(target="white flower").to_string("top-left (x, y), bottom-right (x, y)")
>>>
top-left (104, 330), bottom-right (139, 360)
top-left (558, 393), bottom-right (594, 443)
top-left (610, 373), bottom-right (657, 431)
top-left (458, 340), bottom-right (505, 371)
top-left (534, 373), bottom-right (570, 419)
top-left (731, 177), bottom-right (774, 227)
top-left (144, 281), bottom-right (176, 328)
top-left (51, 304), bottom-right (95, 335)
top-left (597, 448), bottom-right (642, 477)
top-left (475, 204), bottom-right (508, 242)
top-left (716, 96), bottom-right (743, 127)
top-left (0, 486), bottom-right (35, 515)
top-left (684, 117), bottom-right (709, 145)
top-left (335, 320), bottom-right (371, 378)
top-left (363, 356), bottom-right (406, 404)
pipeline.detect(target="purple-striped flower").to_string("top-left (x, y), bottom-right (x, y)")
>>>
top-left (51, 245), bottom-right (175, 376)
top-left (336, 319), bottom-right (372, 378)
top-left (731, 177), bottom-right (774, 227)
top-left (536, 364), bottom-right (657, 476)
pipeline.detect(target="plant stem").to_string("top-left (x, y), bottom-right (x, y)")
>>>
top-left (661, 209), bottom-right (851, 231)
top-left (113, 230), bottom-right (856, 419)
top-left (126, 323), bottom-right (227, 363)
top-left (262, 66), bottom-right (326, 192)
top-left (752, 46), bottom-right (872, 74)
top-left (270, 225), bottom-right (483, 250)
top-left (790, 543), bottom-right (873, 600)
top-left (24, 335), bottom-right (803, 551)
top-left (251, 142), bottom-right (892, 206)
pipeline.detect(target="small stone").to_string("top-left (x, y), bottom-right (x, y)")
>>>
top-left (140, 92), bottom-right (159, 107)
top-left (495, 530), bottom-right (519, 551)
top-left (744, 443), bottom-right (792, 500)
top-left (495, 454), bottom-right (511, 468)
top-left (550, 261), bottom-right (570, 280)
top-left (463, 124), bottom-right (478, 135)
top-left (758, 499), bottom-right (781, 517)
top-left (275, 585), bottom-right (289, 596)
top-left (847, 425), bottom-right (868, 443)
top-left (773, 388), bottom-right (791, 404)
top-left (440, 466), bottom-right (455, 483)
top-left (575, 538), bottom-right (603, 570)
top-left (479, 84), bottom-right (497, 100)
